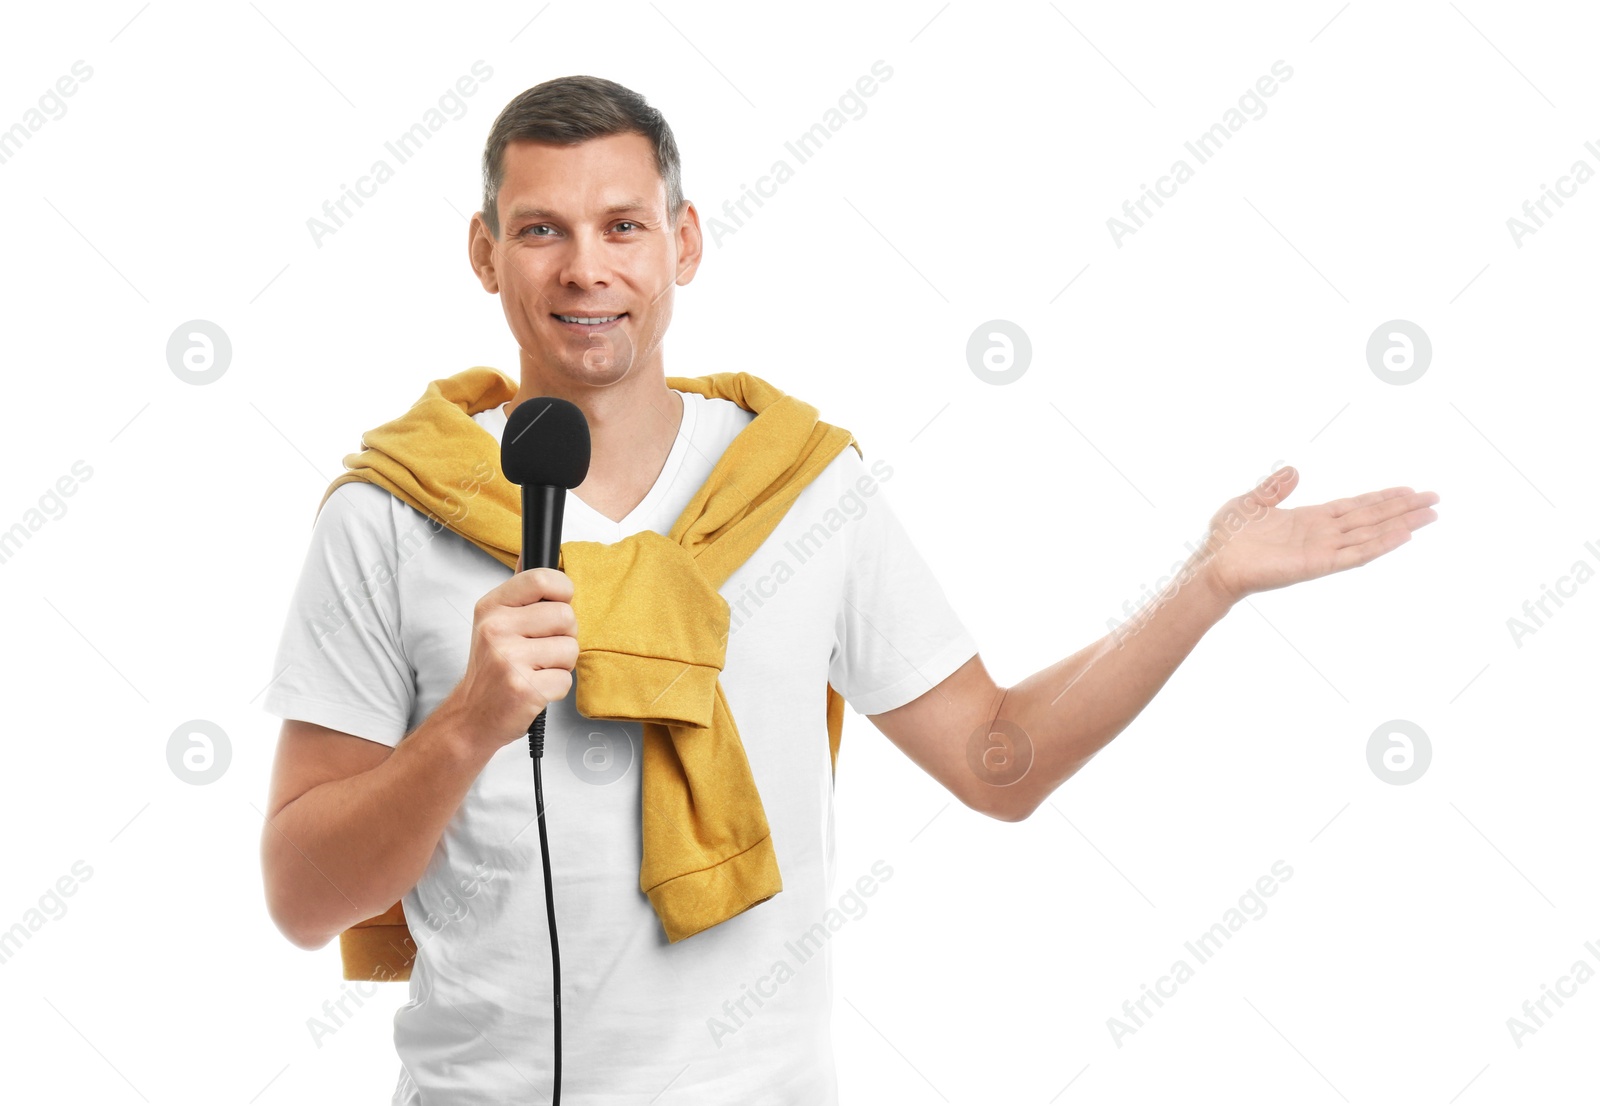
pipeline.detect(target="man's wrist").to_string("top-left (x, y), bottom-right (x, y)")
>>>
top-left (1185, 551), bottom-right (1239, 622)
top-left (415, 690), bottom-right (497, 770)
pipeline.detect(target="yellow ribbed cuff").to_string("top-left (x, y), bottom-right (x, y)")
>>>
top-left (643, 832), bottom-right (783, 943)
top-left (575, 651), bottom-right (723, 728)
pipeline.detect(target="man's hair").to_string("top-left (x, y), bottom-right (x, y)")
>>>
top-left (479, 75), bottom-right (685, 240)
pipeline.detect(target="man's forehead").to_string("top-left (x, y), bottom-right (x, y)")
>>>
top-left (499, 137), bottom-right (663, 219)
top-left (504, 196), bottom-right (656, 221)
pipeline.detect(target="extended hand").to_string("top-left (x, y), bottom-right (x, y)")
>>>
top-left (1195, 466), bottom-right (1439, 606)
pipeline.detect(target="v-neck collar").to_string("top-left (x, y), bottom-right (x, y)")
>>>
top-left (476, 389), bottom-right (697, 539)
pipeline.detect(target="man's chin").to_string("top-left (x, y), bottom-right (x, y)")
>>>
top-left (580, 360), bottom-right (632, 384)
top-left (537, 353), bottom-right (634, 389)
top-left (577, 329), bottom-right (634, 378)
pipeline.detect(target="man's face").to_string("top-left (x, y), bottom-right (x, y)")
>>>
top-left (470, 132), bottom-right (701, 389)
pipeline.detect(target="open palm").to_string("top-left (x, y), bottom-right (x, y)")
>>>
top-left (1196, 466), bottom-right (1440, 605)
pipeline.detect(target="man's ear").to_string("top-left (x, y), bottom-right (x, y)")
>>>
top-left (468, 212), bottom-right (500, 294)
top-left (672, 200), bottom-right (704, 287)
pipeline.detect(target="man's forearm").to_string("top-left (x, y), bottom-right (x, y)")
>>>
top-left (995, 554), bottom-right (1234, 819)
top-left (262, 696), bottom-right (494, 949)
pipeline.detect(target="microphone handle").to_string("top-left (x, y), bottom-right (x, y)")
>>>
top-left (520, 483), bottom-right (567, 571)
top-left (521, 483), bottom-right (566, 757)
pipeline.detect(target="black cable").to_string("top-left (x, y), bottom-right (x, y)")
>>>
top-left (528, 708), bottom-right (562, 1105)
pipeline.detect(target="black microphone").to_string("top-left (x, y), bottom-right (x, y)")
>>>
top-left (498, 394), bottom-right (589, 1106)
top-left (499, 394), bottom-right (589, 756)
top-left (501, 395), bottom-right (592, 575)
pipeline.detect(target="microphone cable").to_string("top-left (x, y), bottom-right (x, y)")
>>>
top-left (528, 707), bottom-right (562, 1105)
top-left (500, 393), bottom-right (588, 1105)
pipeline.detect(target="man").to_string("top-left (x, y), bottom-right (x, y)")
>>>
top-left (260, 75), bottom-right (1439, 1104)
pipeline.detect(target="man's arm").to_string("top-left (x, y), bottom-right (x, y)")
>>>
top-left (261, 564), bottom-right (582, 950)
top-left (261, 711), bottom-right (496, 950)
top-left (868, 560), bottom-right (1230, 823)
top-left (869, 468), bottom-right (1440, 823)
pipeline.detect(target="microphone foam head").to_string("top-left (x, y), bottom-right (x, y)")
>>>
top-left (500, 396), bottom-right (591, 488)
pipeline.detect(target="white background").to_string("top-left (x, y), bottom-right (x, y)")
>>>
top-left (1, 1), bottom-right (1595, 1102)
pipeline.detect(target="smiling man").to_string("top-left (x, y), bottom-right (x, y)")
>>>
top-left (260, 75), bottom-right (1439, 1104)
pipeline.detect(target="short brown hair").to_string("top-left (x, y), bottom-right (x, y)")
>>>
top-left (479, 75), bottom-right (685, 239)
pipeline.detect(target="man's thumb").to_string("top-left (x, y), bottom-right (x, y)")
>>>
top-left (1257, 465), bottom-right (1297, 503)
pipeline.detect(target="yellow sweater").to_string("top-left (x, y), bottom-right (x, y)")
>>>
top-left (313, 366), bottom-right (859, 980)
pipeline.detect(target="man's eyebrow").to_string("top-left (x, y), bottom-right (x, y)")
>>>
top-left (505, 199), bottom-right (654, 221)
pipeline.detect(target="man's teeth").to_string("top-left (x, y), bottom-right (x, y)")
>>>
top-left (555, 314), bottom-right (623, 324)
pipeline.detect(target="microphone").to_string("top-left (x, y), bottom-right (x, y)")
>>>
top-left (499, 394), bottom-right (590, 758)
top-left (499, 395), bottom-right (589, 1106)
top-left (501, 396), bottom-right (592, 574)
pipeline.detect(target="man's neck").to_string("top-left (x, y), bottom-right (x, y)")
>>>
top-left (504, 372), bottom-right (685, 525)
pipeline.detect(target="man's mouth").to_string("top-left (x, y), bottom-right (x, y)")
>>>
top-left (553, 312), bottom-right (626, 327)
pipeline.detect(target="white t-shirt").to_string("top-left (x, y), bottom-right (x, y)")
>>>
top-left (264, 387), bottom-right (979, 1105)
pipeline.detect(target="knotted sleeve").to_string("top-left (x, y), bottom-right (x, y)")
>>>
top-left (560, 531), bottom-right (783, 941)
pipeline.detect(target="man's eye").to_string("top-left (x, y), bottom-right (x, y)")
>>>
top-left (613, 221), bottom-right (637, 233)
top-left (520, 225), bottom-right (553, 237)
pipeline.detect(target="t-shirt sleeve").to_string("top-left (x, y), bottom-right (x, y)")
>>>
top-left (827, 452), bottom-right (979, 716)
top-left (262, 481), bottom-right (416, 746)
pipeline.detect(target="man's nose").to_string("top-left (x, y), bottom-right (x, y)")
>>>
top-left (559, 229), bottom-right (611, 288)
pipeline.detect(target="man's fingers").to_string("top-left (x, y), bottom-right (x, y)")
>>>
top-left (1338, 490), bottom-right (1440, 531)
top-left (1325, 486), bottom-right (1415, 518)
top-left (500, 565), bottom-right (574, 606)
